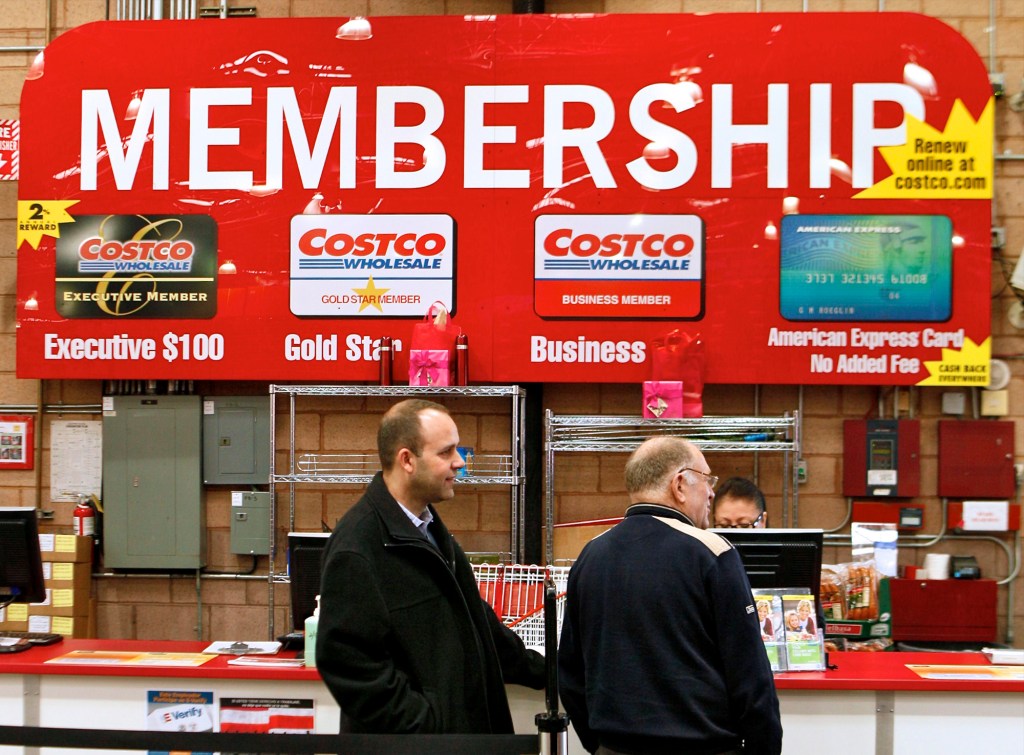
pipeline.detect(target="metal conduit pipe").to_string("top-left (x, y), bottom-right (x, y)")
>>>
top-left (0, 404), bottom-right (104, 414)
top-left (0, 0), bottom-right (50, 52)
top-left (824, 498), bottom-right (855, 534)
top-left (93, 571), bottom-right (265, 580)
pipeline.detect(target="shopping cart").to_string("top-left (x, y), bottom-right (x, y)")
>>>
top-left (472, 563), bottom-right (570, 649)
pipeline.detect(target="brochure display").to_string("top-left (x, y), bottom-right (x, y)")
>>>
top-left (754, 588), bottom-right (826, 672)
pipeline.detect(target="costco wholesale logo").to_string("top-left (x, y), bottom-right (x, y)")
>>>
top-left (534, 214), bottom-right (705, 319)
top-left (77, 237), bottom-right (196, 273)
top-left (289, 214), bottom-right (455, 317)
top-left (54, 214), bottom-right (217, 319)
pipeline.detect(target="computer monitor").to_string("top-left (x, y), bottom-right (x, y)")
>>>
top-left (0, 507), bottom-right (46, 605)
top-left (288, 532), bottom-right (330, 632)
top-left (710, 528), bottom-right (824, 609)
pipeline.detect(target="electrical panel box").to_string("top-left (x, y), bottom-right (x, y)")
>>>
top-left (843, 419), bottom-right (920, 497)
top-left (202, 396), bottom-right (270, 485)
top-left (938, 420), bottom-right (1015, 498)
top-left (102, 396), bottom-right (205, 569)
top-left (230, 491), bottom-right (271, 555)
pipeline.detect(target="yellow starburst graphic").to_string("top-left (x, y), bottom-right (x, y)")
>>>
top-left (352, 276), bottom-right (391, 313)
top-left (916, 336), bottom-right (990, 387)
top-left (854, 98), bottom-right (993, 200)
top-left (17, 200), bottom-right (80, 249)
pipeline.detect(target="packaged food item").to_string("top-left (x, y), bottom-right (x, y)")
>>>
top-left (844, 561), bottom-right (879, 621)
top-left (820, 566), bottom-right (845, 621)
top-left (844, 637), bottom-right (892, 652)
top-left (823, 637), bottom-right (847, 653)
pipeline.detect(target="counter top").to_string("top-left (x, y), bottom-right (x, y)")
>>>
top-left (3, 641), bottom-right (1021, 694)
top-left (0, 639), bottom-right (320, 681)
top-left (774, 650), bottom-right (1023, 693)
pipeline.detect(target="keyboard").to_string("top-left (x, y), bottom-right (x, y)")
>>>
top-left (0, 631), bottom-right (64, 646)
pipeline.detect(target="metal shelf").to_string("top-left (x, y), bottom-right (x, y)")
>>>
top-left (273, 474), bottom-right (521, 486)
top-left (270, 384), bottom-right (522, 398)
top-left (543, 410), bottom-right (801, 563)
top-left (267, 384), bottom-right (528, 639)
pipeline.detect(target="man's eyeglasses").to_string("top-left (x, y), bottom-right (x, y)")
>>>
top-left (714, 511), bottom-right (765, 529)
top-left (678, 467), bottom-right (719, 488)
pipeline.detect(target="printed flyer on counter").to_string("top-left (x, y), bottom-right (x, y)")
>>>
top-left (46, 650), bottom-right (215, 666)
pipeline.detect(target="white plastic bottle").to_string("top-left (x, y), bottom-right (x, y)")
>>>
top-left (304, 595), bottom-right (320, 668)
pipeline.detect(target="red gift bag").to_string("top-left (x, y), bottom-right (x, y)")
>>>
top-left (409, 302), bottom-right (461, 384)
top-left (650, 330), bottom-right (705, 417)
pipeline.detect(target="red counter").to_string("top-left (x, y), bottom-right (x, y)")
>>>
top-left (775, 649), bottom-right (1023, 692)
top-left (0, 639), bottom-right (317, 682)
top-left (2, 641), bottom-right (1022, 755)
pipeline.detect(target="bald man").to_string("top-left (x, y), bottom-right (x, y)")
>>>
top-left (558, 437), bottom-right (782, 755)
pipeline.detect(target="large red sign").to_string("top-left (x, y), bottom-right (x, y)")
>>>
top-left (16, 14), bottom-right (993, 385)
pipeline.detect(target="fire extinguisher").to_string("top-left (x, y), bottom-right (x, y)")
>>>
top-left (73, 495), bottom-right (96, 537)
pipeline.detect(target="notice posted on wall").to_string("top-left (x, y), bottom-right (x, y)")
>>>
top-left (146, 689), bottom-right (214, 755)
top-left (0, 415), bottom-right (31, 468)
top-left (50, 419), bottom-right (102, 502)
top-left (219, 697), bottom-right (314, 734)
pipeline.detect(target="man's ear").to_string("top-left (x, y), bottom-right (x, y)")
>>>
top-left (396, 447), bottom-right (416, 473)
top-left (672, 475), bottom-right (687, 507)
top-left (761, 511), bottom-right (769, 528)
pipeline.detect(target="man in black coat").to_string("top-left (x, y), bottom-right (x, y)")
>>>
top-left (316, 398), bottom-right (545, 734)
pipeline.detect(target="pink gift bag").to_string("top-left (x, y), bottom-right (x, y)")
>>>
top-left (409, 349), bottom-right (450, 386)
top-left (643, 381), bottom-right (683, 418)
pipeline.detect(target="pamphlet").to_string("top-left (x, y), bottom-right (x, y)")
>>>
top-left (906, 664), bottom-right (1024, 682)
top-left (227, 656), bottom-right (305, 668)
top-left (146, 689), bottom-right (214, 755)
top-left (781, 593), bottom-right (826, 670)
top-left (753, 592), bottom-right (786, 672)
top-left (47, 650), bottom-right (215, 667)
top-left (219, 697), bottom-right (314, 733)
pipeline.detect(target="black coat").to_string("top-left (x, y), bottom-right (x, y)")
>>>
top-left (316, 472), bottom-right (544, 734)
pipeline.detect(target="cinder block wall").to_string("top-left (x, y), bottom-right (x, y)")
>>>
top-left (0, 0), bottom-right (1021, 644)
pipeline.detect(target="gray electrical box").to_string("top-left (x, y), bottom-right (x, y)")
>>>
top-left (102, 395), bottom-right (205, 569)
top-left (202, 396), bottom-right (270, 485)
top-left (230, 491), bottom-right (271, 555)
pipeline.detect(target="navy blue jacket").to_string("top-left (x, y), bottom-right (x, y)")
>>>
top-left (558, 503), bottom-right (783, 754)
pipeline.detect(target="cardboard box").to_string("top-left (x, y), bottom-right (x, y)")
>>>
top-left (0, 603), bottom-right (30, 631)
top-left (552, 518), bottom-right (621, 562)
top-left (43, 561), bottom-right (92, 592)
top-left (38, 533), bottom-right (93, 563)
top-left (26, 613), bottom-right (92, 638)
top-left (824, 577), bottom-right (892, 639)
top-left (29, 587), bottom-right (91, 617)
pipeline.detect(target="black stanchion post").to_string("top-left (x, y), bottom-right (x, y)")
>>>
top-left (534, 576), bottom-right (569, 755)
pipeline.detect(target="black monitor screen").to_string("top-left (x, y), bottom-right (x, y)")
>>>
top-left (288, 532), bottom-right (330, 632)
top-left (710, 528), bottom-right (824, 609)
top-left (0, 507), bottom-right (46, 605)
